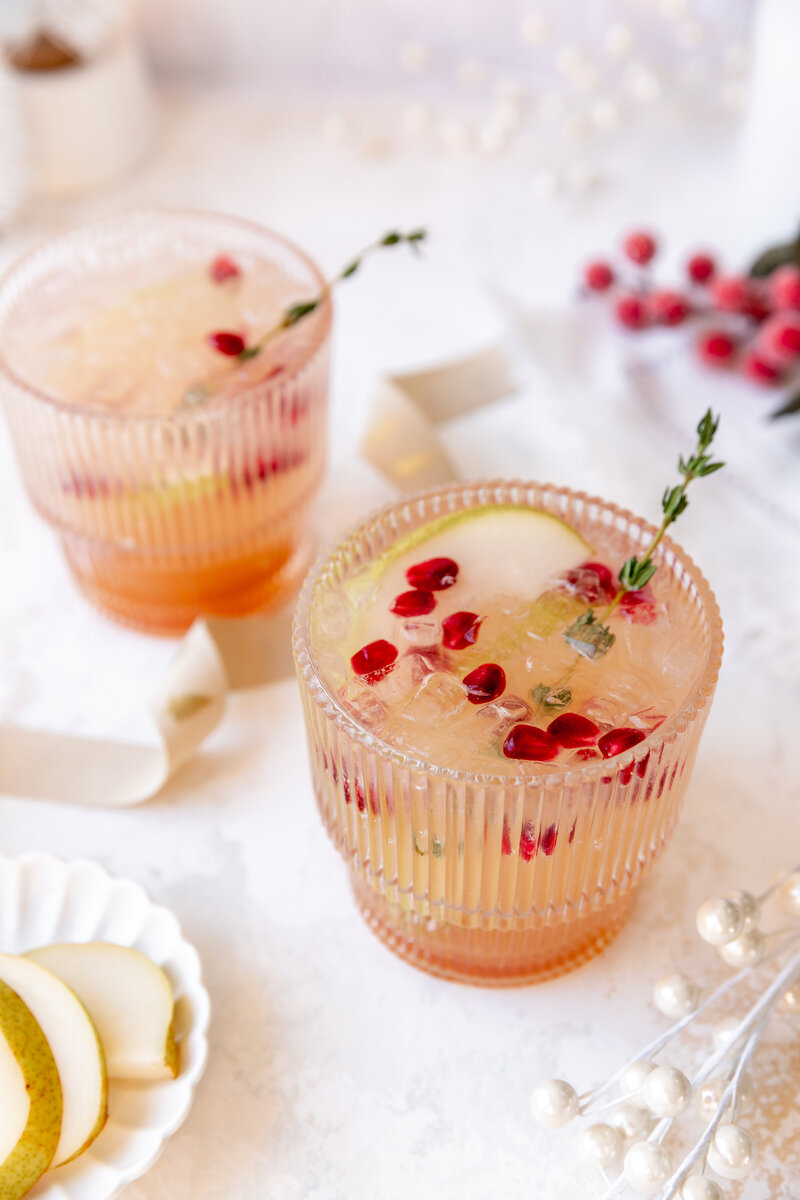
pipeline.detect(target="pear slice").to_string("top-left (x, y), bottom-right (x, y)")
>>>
top-left (27, 943), bottom-right (178, 1082)
top-left (0, 978), bottom-right (62, 1199)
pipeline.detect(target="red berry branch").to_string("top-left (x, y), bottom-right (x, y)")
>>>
top-left (582, 228), bottom-right (800, 418)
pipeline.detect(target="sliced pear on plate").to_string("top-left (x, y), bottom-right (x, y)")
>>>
top-left (0, 977), bottom-right (62, 1199)
top-left (0, 953), bottom-right (108, 1167)
top-left (27, 943), bottom-right (178, 1082)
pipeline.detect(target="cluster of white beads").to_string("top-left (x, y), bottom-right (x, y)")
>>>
top-left (696, 889), bottom-right (767, 969)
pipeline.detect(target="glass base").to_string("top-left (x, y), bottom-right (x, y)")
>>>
top-left (60, 527), bottom-right (316, 635)
top-left (351, 872), bottom-right (636, 986)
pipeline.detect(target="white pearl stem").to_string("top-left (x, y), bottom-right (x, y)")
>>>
top-left (579, 932), bottom-right (800, 1113)
top-left (756, 862), bottom-right (800, 904)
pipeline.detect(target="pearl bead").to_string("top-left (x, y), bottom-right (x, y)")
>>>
top-left (726, 890), bottom-right (760, 931)
top-left (680, 1177), bottom-right (724, 1200)
top-left (736, 1070), bottom-right (755, 1111)
top-left (653, 972), bottom-right (701, 1019)
top-left (604, 23), bottom-right (634, 57)
top-left (590, 99), bottom-right (620, 132)
top-left (719, 928), bottom-right (765, 968)
top-left (556, 47), bottom-right (583, 78)
top-left (611, 1103), bottom-right (655, 1141)
top-left (781, 981), bottom-right (800, 1012)
top-left (620, 1061), bottom-right (656, 1108)
top-left (642, 1065), bottom-right (692, 1117)
top-left (530, 1079), bottom-right (579, 1128)
top-left (520, 14), bottom-right (549, 47)
top-left (707, 1124), bottom-right (758, 1181)
top-left (456, 59), bottom-right (488, 90)
top-left (777, 869), bottom-right (800, 919)
top-left (477, 121), bottom-right (509, 155)
top-left (696, 897), bottom-right (744, 946)
top-left (712, 1015), bottom-right (742, 1050)
top-left (398, 42), bottom-right (430, 75)
top-left (694, 1077), bottom-right (724, 1118)
top-left (623, 1142), bottom-right (673, 1196)
top-left (581, 1123), bottom-right (624, 1170)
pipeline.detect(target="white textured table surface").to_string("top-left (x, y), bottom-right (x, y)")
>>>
top-left (1, 90), bottom-right (799, 1200)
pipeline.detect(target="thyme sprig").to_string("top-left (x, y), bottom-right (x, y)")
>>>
top-left (185, 228), bottom-right (427, 404)
top-left (563, 409), bottom-right (724, 660)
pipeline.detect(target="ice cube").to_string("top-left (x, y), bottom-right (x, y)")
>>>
top-left (402, 671), bottom-right (468, 724)
top-left (374, 650), bottom-right (436, 706)
top-left (629, 707), bottom-right (666, 732)
top-left (580, 696), bottom-right (623, 731)
top-left (340, 680), bottom-right (387, 732)
top-left (475, 694), bottom-right (532, 736)
top-left (315, 648), bottom-right (348, 688)
top-left (401, 617), bottom-right (442, 647)
top-left (662, 636), bottom-right (698, 690)
top-left (316, 593), bottom-right (351, 639)
top-left (604, 669), bottom-right (653, 715)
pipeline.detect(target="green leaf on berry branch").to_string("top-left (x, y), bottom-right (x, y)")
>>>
top-left (771, 389), bottom-right (800, 419)
top-left (749, 234), bottom-right (800, 279)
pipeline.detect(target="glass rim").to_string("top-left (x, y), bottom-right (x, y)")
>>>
top-left (0, 206), bottom-right (332, 424)
top-left (293, 478), bottom-right (724, 788)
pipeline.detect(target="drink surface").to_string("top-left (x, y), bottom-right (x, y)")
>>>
top-left (311, 505), bottom-right (707, 777)
top-left (5, 253), bottom-right (321, 417)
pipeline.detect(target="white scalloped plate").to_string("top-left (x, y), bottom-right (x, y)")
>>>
top-left (0, 853), bottom-right (210, 1200)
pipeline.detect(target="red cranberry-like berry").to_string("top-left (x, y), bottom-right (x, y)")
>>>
top-left (442, 611), bottom-right (483, 650)
top-left (206, 330), bottom-right (246, 356)
top-left (406, 556), bottom-right (459, 591)
top-left (758, 313), bottom-right (800, 362)
top-left (563, 561), bottom-right (616, 604)
top-left (584, 260), bottom-right (615, 292)
top-left (615, 294), bottom-right (649, 330)
top-left (711, 275), bottom-right (750, 313)
top-left (697, 329), bottom-right (737, 368)
top-left (390, 589), bottom-right (436, 617)
top-left (770, 264), bottom-right (800, 310)
top-left (651, 289), bottom-right (691, 327)
top-left (598, 727), bottom-right (646, 758)
top-left (741, 287), bottom-right (772, 323)
top-left (742, 349), bottom-right (784, 386)
top-left (209, 254), bottom-right (241, 283)
top-left (463, 663), bottom-right (506, 704)
top-left (350, 639), bottom-right (398, 684)
top-left (686, 253), bottom-right (716, 285)
top-left (502, 724), bottom-right (560, 762)
top-left (548, 712), bottom-right (600, 748)
top-left (623, 231), bottom-right (658, 266)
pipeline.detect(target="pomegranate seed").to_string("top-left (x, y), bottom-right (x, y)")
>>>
top-left (651, 289), bottom-right (690, 327)
top-left (442, 611), bottom-right (483, 650)
top-left (619, 586), bottom-right (659, 624)
top-left (686, 253), bottom-right (716, 285)
top-left (575, 747), bottom-right (600, 761)
top-left (539, 824), bottom-right (558, 856)
top-left (390, 589), bottom-right (436, 617)
top-left (355, 781), bottom-right (367, 813)
top-left (463, 663), bottom-right (506, 704)
top-left (519, 821), bottom-right (538, 861)
top-left (598, 727), bottom-right (646, 758)
top-left (712, 275), bottom-right (750, 312)
top-left (770, 264), bottom-right (800, 310)
top-left (619, 763), bottom-right (635, 785)
top-left (563, 561), bottom-right (616, 603)
top-left (742, 349), bottom-right (784, 386)
top-left (568, 820), bottom-right (576, 844)
top-left (758, 314), bottom-right (800, 362)
top-left (501, 817), bottom-right (513, 856)
top-left (548, 712), bottom-right (600, 748)
top-left (209, 254), bottom-right (241, 283)
top-left (350, 639), bottom-right (398, 684)
top-left (584, 260), bottom-right (615, 291)
top-left (615, 294), bottom-right (649, 330)
top-left (697, 329), bottom-right (737, 367)
top-left (406, 556), bottom-right (458, 591)
top-left (502, 724), bottom-right (560, 762)
top-left (206, 330), bottom-right (246, 356)
top-left (623, 231), bottom-right (658, 266)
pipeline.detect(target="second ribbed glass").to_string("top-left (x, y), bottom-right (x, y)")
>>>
top-left (293, 481), bottom-right (723, 985)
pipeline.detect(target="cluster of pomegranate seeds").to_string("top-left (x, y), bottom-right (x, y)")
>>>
top-left (206, 331), bottom-right (246, 357)
top-left (583, 230), bottom-right (800, 408)
top-left (463, 663), bottom-right (506, 704)
top-left (208, 254), bottom-right (241, 283)
top-left (350, 639), bottom-right (398, 685)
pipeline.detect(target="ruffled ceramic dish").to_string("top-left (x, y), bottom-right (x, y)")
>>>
top-left (0, 853), bottom-right (209, 1200)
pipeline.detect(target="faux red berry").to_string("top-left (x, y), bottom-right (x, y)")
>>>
top-left (463, 663), bottom-right (506, 704)
top-left (350, 639), bottom-right (398, 684)
top-left (206, 330), bottom-right (245, 356)
top-left (623, 231), bottom-right (658, 266)
top-left (615, 294), bottom-right (649, 330)
top-left (598, 727), bottom-right (646, 758)
top-left (209, 254), bottom-right (241, 283)
top-left (502, 724), bottom-right (560, 762)
top-left (686, 253), bottom-right (716, 285)
top-left (742, 349), bottom-right (784, 386)
top-left (759, 313), bottom-right (800, 362)
top-left (584, 261), bottom-right (615, 291)
top-left (770, 264), bottom-right (800, 310)
top-left (547, 712), bottom-right (600, 748)
top-left (651, 290), bottom-right (690, 327)
top-left (390, 590), bottom-right (436, 617)
top-left (741, 287), bottom-right (772, 323)
top-left (441, 611), bottom-right (483, 650)
top-left (406, 557), bottom-right (458, 591)
top-left (711, 275), bottom-right (750, 313)
top-left (697, 329), bottom-right (737, 367)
